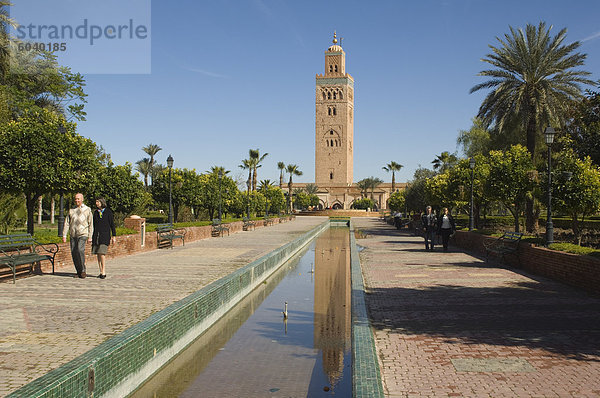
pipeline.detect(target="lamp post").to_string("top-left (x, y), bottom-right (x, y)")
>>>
top-left (469, 157), bottom-right (475, 231)
top-left (218, 170), bottom-right (223, 221)
top-left (246, 179), bottom-right (251, 219)
top-left (167, 155), bottom-right (174, 224)
top-left (57, 124), bottom-right (67, 237)
top-left (545, 126), bottom-right (555, 246)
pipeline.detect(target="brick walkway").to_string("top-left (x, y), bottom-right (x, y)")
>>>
top-left (0, 216), bottom-right (327, 397)
top-left (354, 218), bottom-right (600, 398)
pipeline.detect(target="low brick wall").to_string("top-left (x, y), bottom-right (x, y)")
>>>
top-left (452, 231), bottom-right (600, 295)
top-left (28, 217), bottom-right (295, 276)
top-left (9, 218), bottom-right (326, 398)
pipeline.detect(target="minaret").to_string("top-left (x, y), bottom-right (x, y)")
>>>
top-left (315, 32), bottom-right (354, 187)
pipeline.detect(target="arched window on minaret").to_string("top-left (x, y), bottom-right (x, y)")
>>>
top-left (328, 107), bottom-right (331, 116)
top-left (330, 172), bottom-right (334, 180)
top-left (322, 92), bottom-right (326, 100)
top-left (330, 139), bottom-right (334, 147)
top-left (333, 107), bottom-right (336, 115)
top-left (339, 90), bottom-right (344, 99)
top-left (333, 92), bottom-right (337, 100)
top-left (334, 65), bottom-right (338, 72)
top-left (327, 92), bottom-right (331, 100)
top-left (329, 65), bottom-right (333, 72)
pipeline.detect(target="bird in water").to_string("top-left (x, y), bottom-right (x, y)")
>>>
top-left (282, 302), bottom-right (288, 319)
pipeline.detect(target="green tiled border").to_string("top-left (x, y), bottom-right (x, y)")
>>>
top-left (8, 220), bottom-right (329, 398)
top-left (349, 221), bottom-right (385, 397)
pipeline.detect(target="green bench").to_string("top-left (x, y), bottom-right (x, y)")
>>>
top-left (0, 233), bottom-right (59, 283)
top-left (156, 223), bottom-right (186, 249)
top-left (211, 219), bottom-right (230, 237)
top-left (242, 217), bottom-right (255, 231)
top-left (483, 231), bottom-right (523, 265)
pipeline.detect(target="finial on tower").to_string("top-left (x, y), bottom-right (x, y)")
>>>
top-left (333, 31), bottom-right (337, 44)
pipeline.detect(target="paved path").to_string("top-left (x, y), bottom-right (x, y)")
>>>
top-left (0, 216), bottom-right (327, 397)
top-left (354, 218), bottom-right (600, 398)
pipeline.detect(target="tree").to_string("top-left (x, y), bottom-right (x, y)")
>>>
top-left (382, 161), bottom-right (403, 191)
top-left (356, 178), bottom-right (370, 199)
top-left (0, 109), bottom-right (100, 234)
top-left (366, 177), bottom-right (383, 201)
top-left (404, 167), bottom-right (436, 213)
top-left (446, 156), bottom-right (491, 228)
top-left (285, 164), bottom-right (302, 213)
top-left (88, 162), bottom-right (148, 222)
top-left (431, 151), bottom-right (458, 173)
top-left (196, 170), bottom-right (238, 220)
top-left (545, 152), bottom-right (600, 245)
top-left (135, 158), bottom-right (151, 187)
top-left (564, 85), bottom-right (600, 165)
top-left (457, 118), bottom-right (492, 157)
top-left (305, 183), bottom-right (319, 195)
top-left (387, 191), bottom-right (406, 213)
top-left (277, 161), bottom-right (286, 188)
top-left (142, 143), bottom-right (162, 186)
top-left (485, 145), bottom-right (536, 232)
top-left (0, 1), bottom-right (16, 83)
top-left (239, 158), bottom-right (253, 195)
top-left (249, 149), bottom-right (268, 191)
top-left (0, 191), bottom-right (24, 234)
top-left (351, 198), bottom-right (374, 210)
top-left (471, 22), bottom-right (594, 232)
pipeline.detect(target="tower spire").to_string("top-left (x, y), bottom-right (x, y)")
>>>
top-left (333, 31), bottom-right (337, 44)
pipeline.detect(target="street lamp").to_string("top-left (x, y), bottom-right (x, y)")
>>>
top-left (167, 154), bottom-right (174, 224)
top-left (218, 169), bottom-right (223, 221)
top-left (469, 157), bottom-right (476, 231)
top-left (246, 179), bottom-right (251, 219)
top-left (545, 126), bottom-right (556, 246)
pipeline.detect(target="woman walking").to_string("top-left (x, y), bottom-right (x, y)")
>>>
top-left (92, 198), bottom-right (116, 279)
top-left (437, 207), bottom-right (456, 252)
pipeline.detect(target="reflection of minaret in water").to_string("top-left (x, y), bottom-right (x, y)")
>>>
top-left (313, 227), bottom-right (351, 388)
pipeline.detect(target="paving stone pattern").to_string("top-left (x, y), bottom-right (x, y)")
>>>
top-left (354, 218), bottom-right (600, 398)
top-left (0, 216), bottom-right (327, 397)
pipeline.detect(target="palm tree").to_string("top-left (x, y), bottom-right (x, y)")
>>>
top-left (0, 2), bottom-right (16, 83)
top-left (471, 22), bottom-right (593, 159)
top-left (259, 179), bottom-right (274, 192)
top-left (382, 161), bottom-right (403, 191)
top-left (142, 143), bottom-right (162, 186)
top-left (208, 166), bottom-right (230, 176)
top-left (305, 183), bottom-right (319, 195)
top-left (470, 22), bottom-right (593, 232)
top-left (277, 161), bottom-right (286, 188)
top-left (356, 178), bottom-right (370, 199)
top-left (286, 164), bottom-right (302, 213)
top-left (239, 158), bottom-right (253, 195)
top-left (367, 177), bottom-right (383, 200)
top-left (249, 149), bottom-right (268, 191)
top-left (135, 158), bottom-right (151, 187)
top-left (431, 152), bottom-right (458, 173)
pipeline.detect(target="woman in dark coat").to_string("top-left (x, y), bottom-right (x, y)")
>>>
top-left (437, 207), bottom-right (456, 252)
top-left (92, 198), bottom-right (116, 279)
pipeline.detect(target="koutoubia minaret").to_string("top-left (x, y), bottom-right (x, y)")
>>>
top-left (315, 32), bottom-right (354, 188)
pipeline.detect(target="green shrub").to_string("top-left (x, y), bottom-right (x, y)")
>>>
top-left (548, 242), bottom-right (600, 258)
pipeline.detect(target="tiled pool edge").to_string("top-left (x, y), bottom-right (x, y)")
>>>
top-left (7, 220), bottom-right (329, 398)
top-left (349, 221), bottom-right (385, 397)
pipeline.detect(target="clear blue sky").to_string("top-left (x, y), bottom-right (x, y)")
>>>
top-left (11, 0), bottom-right (600, 185)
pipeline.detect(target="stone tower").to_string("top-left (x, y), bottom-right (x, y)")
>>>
top-left (315, 32), bottom-right (354, 187)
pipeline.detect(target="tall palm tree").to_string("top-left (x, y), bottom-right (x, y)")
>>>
top-left (135, 158), bottom-right (151, 187)
top-left (142, 143), bottom-right (162, 186)
top-left (431, 152), bottom-right (458, 173)
top-left (259, 179), bottom-right (274, 192)
top-left (239, 158), bottom-right (253, 195)
top-left (208, 166), bottom-right (230, 175)
top-left (286, 164), bottom-right (302, 213)
top-left (470, 22), bottom-right (593, 232)
top-left (382, 161), bottom-right (403, 191)
top-left (277, 161), bottom-right (286, 188)
top-left (0, 1), bottom-right (16, 83)
top-left (249, 149), bottom-right (268, 191)
top-left (471, 22), bottom-right (593, 159)
top-left (367, 177), bottom-right (383, 200)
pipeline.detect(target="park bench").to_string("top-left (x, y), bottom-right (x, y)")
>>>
top-left (211, 219), bottom-right (230, 237)
top-left (156, 223), bottom-right (186, 249)
top-left (483, 231), bottom-right (523, 265)
top-left (264, 216), bottom-right (274, 227)
top-left (242, 217), bottom-right (255, 231)
top-left (0, 233), bottom-right (59, 283)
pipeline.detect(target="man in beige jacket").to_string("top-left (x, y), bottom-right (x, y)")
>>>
top-left (62, 193), bottom-right (93, 278)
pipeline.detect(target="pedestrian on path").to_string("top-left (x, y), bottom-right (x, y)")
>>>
top-left (421, 205), bottom-right (437, 251)
top-left (62, 193), bottom-right (93, 278)
top-left (437, 207), bottom-right (456, 252)
top-left (92, 198), bottom-right (116, 279)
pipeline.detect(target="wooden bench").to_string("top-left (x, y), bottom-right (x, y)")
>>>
top-left (211, 219), bottom-right (230, 237)
top-left (483, 231), bottom-right (523, 265)
top-left (156, 223), bottom-right (186, 249)
top-left (242, 217), bottom-right (256, 231)
top-left (0, 233), bottom-right (59, 283)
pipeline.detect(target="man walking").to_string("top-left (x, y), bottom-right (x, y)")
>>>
top-left (421, 205), bottom-right (437, 251)
top-left (62, 193), bottom-right (93, 278)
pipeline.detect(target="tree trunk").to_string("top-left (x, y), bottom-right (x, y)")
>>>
top-left (288, 179), bottom-right (293, 213)
top-left (525, 116), bottom-right (539, 233)
top-left (26, 193), bottom-right (36, 235)
top-left (37, 195), bottom-right (43, 224)
top-left (252, 167), bottom-right (257, 191)
top-left (392, 173), bottom-right (395, 192)
top-left (51, 197), bottom-right (55, 224)
top-left (572, 214), bottom-right (582, 245)
top-left (279, 171), bottom-right (283, 188)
